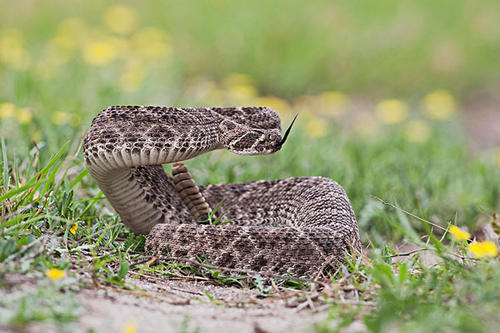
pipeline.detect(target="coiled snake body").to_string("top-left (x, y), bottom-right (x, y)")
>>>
top-left (83, 106), bottom-right (360, 278)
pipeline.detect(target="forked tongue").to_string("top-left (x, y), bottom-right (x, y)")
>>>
top-left (278, 114), bottom-right (298, 147)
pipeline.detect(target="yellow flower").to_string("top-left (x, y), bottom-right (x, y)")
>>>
top-left (319, 91), bottom-right (349, 117)
top-left (122, 321), bottom-right (137, 333)
top-left (0, 102), bottom-right (15, 119)
top-left (0, 29), bottom-right (31, 70)
top-left (353, 111), bottom-right (379, 135)
top-left (16, 108), bottom-right (32, 124)
top-left (468, 241), bottom-right (498, 258)
top-left (422, 90), bottom-right (456, 120)
top-left (70, 222), bottom-right (78, 235)
top-left (449, 225), bottom-right (471, 241)
top-left (306, 118), bottom-right (329, 138)
top-left (375, 99), bottom-right (408, 125)
top-left (52, 111), bottom-right (71, 126)
top-left (404, 120), bottom-right (431, 143)
top-left (83, 41), bottom-right (117, 66)
top-left (103, 5), bottom-right (138, 35)
top-left (45, 268), bottom-right (67, 281)
top-left (256, 96), bottom-right (290, 113)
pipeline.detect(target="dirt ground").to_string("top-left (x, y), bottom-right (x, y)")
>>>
top-left (75, 279), bottom-right (332, 333)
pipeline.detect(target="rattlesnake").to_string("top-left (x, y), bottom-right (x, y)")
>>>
top-left (83, 106), bottom-right (361, 278)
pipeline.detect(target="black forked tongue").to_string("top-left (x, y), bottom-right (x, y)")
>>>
top-left (278, 114), bottom-right (298, 147)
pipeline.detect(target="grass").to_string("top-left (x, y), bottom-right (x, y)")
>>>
top-left (1, 0), bottom-right (500, 332)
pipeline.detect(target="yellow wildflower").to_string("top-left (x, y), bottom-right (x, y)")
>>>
top-left (82, 41), bottom-right (117, 66)
top-left (422, 90), bottom-right (456, 120)
top-left (375, 99), bottom-right (408, 125)
top-left (70, 222), bottom-right (78, 235)
top-left (0, 29), bottom-right (31, 70)
top-left (468, 241), bottom-right (498, 258)
top-left (45, 268), bottom-right (67, 281)
top-left (306, 118), bottom-right (329, 138)
top-left (449, 225), bottom-right (471, 241)
top-left (103, 5), bottom-right (138, 35)
top-left (0, 102), bottom-right (15, 119)
top-left (404, 120), bottom-right (431, 143)
top-left (122, 321), bottom-right (137, 333)
top-left (52, 111), bottom-right (71, 126)
top-left (16, 108), bottom-right (32, 124)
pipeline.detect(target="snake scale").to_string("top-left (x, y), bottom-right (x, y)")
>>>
top-left (83, 106), bottom-right (361, 278)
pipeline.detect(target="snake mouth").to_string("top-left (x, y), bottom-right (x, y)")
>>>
top-left (277, 114), bottom-right (298, 148)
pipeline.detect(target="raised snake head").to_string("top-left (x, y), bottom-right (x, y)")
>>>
top-left (217, 107), bottom-right (296, 155)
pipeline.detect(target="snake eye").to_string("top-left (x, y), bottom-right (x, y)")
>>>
top-left (268, 133), bottom-right (278, 142)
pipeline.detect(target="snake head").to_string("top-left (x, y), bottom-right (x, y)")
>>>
top-left (219, 119), bottom-right (283, 155)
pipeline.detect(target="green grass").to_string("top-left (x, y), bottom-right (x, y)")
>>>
top-left (1, 1), bottom-right (500, 332)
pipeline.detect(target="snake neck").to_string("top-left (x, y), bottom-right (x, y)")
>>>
top-left (82, 106), bottom-right (226, 234)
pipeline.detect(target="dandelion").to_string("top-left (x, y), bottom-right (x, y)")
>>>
top-left (122, 321), bottom-right (137, 333)
top-left (404, 120), bottom-right (431, 143)
top-left (375, 99), bottom-right (408, 125)
top-left (306, 118), bottom-right (329, 138)
top-left (103, 5), bottom-right (138, 35)
top-left (422, 90), bottom-right (456, 120)
top-left (0, 102), bottom-right (15, 119)
top-left (70, 222), bottom-right (78, 235)
top-left (468, 241), bottom-right (498, 258)
top-left (16, 108), bottom-right (32, 124)
top-left (256, 96), bottom-right (290, 113)
top-left (449, 225), bottom-right (471, 241)
top-left (0, 28), bottom-right (31, 70)
top-left (82, 41), bottom-right (117, 66)
top-left (52, 111), bottom-right (71, 126)
top-left (45, 268), bottom-right (67, 281)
